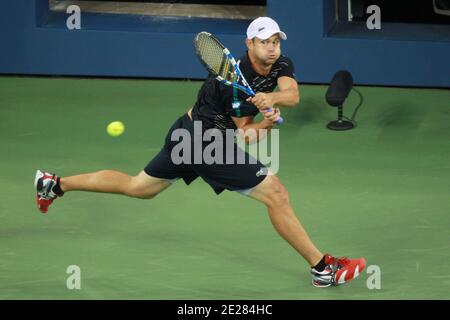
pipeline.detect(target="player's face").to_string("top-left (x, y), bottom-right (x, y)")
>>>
top-left (247, 34), bottom-right (281, 66)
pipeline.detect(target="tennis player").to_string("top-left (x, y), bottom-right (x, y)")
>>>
top-left (35, 17), bottom-right (365, 287)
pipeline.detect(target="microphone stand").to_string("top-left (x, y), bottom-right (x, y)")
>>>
top-left (327, 104), bottom-right (354, 130)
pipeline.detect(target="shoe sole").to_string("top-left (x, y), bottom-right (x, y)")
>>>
top-left (312, 280), bottom-right (332, 288)
top-left (34, 170), bottom-right (43, 190)
top-left (35, 170), bottom-right (46, 213)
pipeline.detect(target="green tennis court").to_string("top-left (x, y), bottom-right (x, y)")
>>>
top-left (0, 76), bottom-right (449, 299)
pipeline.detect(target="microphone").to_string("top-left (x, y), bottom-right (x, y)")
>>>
top-left (325, 70), bottom-right (355, 131)
top-left (325, 70), bottom-right (353, 107)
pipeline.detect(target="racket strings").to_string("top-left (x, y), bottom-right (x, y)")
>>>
top-left (195, 33), bottom-right (235, 81)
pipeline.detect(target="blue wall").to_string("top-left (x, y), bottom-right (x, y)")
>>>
top-left (0, 0), bottom-right (449, 87)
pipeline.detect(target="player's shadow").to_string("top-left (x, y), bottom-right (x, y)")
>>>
top-left (375, 102), bottom-right (424, 143)
top-left (289, 98), bottom-right (329, 128)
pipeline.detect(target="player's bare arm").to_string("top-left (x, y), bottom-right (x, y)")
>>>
top-left (248, 76), bottom-right (300, 110)
top-left (232, 110), bottom-right (280, 144)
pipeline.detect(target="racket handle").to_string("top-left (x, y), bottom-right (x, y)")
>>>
top-left (266, 108), bottom-right (284, 125)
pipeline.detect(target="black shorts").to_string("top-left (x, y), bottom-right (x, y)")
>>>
top-left (144, 113), bottom-right (267, 195)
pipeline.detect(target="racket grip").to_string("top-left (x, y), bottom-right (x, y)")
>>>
top-left (266, 108), bottom-right (284, 125)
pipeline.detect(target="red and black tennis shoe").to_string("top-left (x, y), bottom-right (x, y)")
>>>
top-left (34, 170), bottom-right (62, 213)
top-left (311, 254), bottom-right (366, 288)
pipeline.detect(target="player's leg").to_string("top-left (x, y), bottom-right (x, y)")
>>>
top-left (247, 174), bottom-right (323, 267)
top-left (34, 169), bottom-right (172, 213)
top-left (60, 170), bottom-right (171, 199)
top-left (192, 140), bottom-right (323, 266)
top-left (247, 174), bottom-right (366, 287)
top-left (35, 114), bottom-right (195, 213)
top-left (194, 136), bottom-right (365, 287)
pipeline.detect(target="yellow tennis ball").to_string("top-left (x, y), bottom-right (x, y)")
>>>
top-left (107, 121), bottom-right (125, 137)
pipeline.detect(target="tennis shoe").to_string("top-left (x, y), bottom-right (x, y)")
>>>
top-left (35, 170), bottom-right (61, 213)
top-left (311, 254), bottom-right (366, 288)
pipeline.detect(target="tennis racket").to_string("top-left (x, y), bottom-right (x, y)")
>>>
top-left (194, 31), bottom-right (283, 125)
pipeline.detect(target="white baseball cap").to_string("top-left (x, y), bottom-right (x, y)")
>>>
top-left (246, 17), bottom-right (287, 40)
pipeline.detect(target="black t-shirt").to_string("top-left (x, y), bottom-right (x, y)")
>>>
top-left (191, 52), bottom-right (296, 132)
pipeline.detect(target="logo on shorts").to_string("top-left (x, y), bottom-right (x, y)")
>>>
top-left (256, 168), bottom-right (265, 177)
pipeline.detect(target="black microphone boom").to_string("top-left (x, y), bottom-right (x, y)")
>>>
top-left (325, 70), bottom-right (355, 130)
